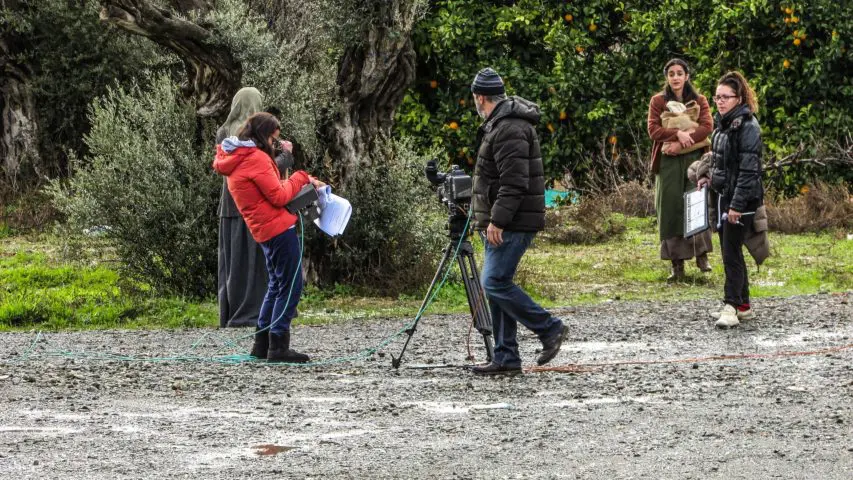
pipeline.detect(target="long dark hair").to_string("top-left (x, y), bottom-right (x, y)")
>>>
top-left (661, 58), bottom-right (699, 103)
top-left (718, 71), bottom-right (759, 114)
top-left (237, 112), bottom-right (280, 158)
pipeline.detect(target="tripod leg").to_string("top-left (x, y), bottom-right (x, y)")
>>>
top-left (456, 242), bottom-right (494, 362)
top-left (391, 242), bottom-right (456, 368)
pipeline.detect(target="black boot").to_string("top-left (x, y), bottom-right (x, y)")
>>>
top-left (249, 327), bottom-right (269, 359)
top-left (267, 330), bottom-right (310, 364)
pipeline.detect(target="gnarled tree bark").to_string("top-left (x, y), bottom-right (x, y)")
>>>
top-left (0, 0), bottom-right (41, 191)
top-left (325, 0), bottom-right (421, 190)
top-left (98, 0), bottom-right (240, 116)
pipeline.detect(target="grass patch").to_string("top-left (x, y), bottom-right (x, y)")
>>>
top-left (1, 222), bottom-right (851, 331)
top-left (0, 235), bottom-right (217, 330)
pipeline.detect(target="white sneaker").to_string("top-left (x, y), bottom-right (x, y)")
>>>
top-left (710, 306), bottom-right (755, 321)
top-left (715, 304), bottom-right (740, 328)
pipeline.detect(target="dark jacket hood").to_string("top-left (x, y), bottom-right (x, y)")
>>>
top-left (715, 103), bottom-right (753, 130)
top-left (483, 96), bottom-right (541, 131)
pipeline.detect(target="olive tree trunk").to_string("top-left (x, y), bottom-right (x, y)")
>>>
top-left (0, 0), bottom-right (41, 191)
top-left (99, 0), bottom-right (240, 116)
top-left (324, 0), bottom-right (421, 190)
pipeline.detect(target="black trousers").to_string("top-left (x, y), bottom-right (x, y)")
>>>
top-left (718, 220), bottom-right (750, 306)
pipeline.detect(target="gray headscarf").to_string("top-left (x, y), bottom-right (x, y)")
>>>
top-left (216, 87), bottom-right (264, 143)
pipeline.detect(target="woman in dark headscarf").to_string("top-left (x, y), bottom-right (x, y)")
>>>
top-left (214, 87), bottom-right (268, 328)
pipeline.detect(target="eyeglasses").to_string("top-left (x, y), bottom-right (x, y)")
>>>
top-left (713, 94), bottom-right (738, 103)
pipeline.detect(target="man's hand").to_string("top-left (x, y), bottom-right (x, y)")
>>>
top-left (486, 223), bottom-right (503, 246)
top-left (727, 209), bottom-right (742, 224)
top-left (697, 177), bottom-right (710, 190)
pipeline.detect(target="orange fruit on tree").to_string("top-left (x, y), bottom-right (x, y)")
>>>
top-left (459, 98), bottom-right (466, 106)
top-left (575, 46), bottom-right (584, 53)
top-left (547, 123), bottom-right (555, 133)
top-left (429, 80), bottom-right (438, 89)
top-left (608, 135), bottom-right (618, 145)
top-left (448, 121), bottom-right (459, 130)
top-left (793, 38), bottom-right (801, 46)
top-left (559, 111), bottom-right (567, 121)
top-left (783, 59), bottom-right (791, 69)
top-left (785, 7), bottom-right (793, 15)
top-left (564, 14), bottom-right (573, 22)
top-left (792, 30), bottom-right (799, 37)
top-left (791, 16), bottom-right (799, 23)
top-left (588, 23), bottom-right (597, 32)
top-left (784, 17), bottom-right (791, 24)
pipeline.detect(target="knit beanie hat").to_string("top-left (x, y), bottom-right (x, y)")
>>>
top-left (470, 67), bottom-right (505, 95)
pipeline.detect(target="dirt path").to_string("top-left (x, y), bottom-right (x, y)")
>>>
top-left (1, 294), bottom-right (852, 479)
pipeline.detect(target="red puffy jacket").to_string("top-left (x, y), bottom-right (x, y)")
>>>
top-left (213, 145), bottom-right (310, 243)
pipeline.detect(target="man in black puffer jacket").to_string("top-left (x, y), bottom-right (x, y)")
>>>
top-left (467, 68), bottom-right (568, 376)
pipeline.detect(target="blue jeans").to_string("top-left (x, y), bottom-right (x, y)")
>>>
top-left (481, 230), bottom-right (563, 367)
top-left (258, 228), bottom-right (302, 335)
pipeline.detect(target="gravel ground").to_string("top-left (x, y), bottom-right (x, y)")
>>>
top-left (1, 293), bottom-right (852, 479)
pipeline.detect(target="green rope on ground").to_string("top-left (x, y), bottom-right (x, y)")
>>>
top-left (2, 209), bottom-right (475, 367)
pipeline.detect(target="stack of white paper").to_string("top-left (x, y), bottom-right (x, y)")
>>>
top-left (314, 186), bottom-right (351, 237)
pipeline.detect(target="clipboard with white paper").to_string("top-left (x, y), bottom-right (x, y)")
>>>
top-left (684, 186), bottom-right (709, 237)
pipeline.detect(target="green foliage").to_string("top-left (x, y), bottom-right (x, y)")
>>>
top-left (46, 76), bottom-right (220, 298)
top-left (309, 138), bottom-right (446, 293)
top-left (397, 0), bottom-right (853, 193)
top-left (0, 250), bottom-right (217, 330)
top-left (1, 0), bottom-right (176, 177)
top-left (205, 0), bottom-right (339, 158)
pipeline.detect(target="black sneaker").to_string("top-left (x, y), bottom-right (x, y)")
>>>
top-left (470, 362), bottom-right (522, 376)
top-left (537, 324), bottom-right (569, 366)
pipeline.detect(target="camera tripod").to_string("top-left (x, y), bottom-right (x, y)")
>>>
top-left (391, 207), bottom-right (494, 369)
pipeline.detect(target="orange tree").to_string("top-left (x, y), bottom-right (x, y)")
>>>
top-left (395, 0), bottom-right (852, 194)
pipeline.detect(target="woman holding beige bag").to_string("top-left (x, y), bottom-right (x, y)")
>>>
top-left (647, 58), bottom-right (714, 281)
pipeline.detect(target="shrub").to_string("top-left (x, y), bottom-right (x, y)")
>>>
top-left (765, 182), bottom-right (853, 233)
top-left (544, 197), bottom-right (627, 245)
top-left (607, 181), bottom-right (656, 218)
top-left (397, 0), bottom-right (853, 192)
top-left (3, 0), bottom-right (176, 182)
top-left (306, 138), bottom-right (445, 294)
top-left (47, 76), bottom-right (220, 298)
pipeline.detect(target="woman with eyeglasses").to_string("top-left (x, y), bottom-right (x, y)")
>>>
top-left (698, 71), bottom-right (766, 328)
top-left (647, 59), bottom-right (714, 282)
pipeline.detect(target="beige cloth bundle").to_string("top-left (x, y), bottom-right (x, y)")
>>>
top-left (661, 100), bottom-right (711, 155)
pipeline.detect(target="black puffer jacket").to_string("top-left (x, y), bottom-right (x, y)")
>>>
top-left (472, 96), bottom-right (545, 232)
top-left (710, 104), bottom-right (764, 213)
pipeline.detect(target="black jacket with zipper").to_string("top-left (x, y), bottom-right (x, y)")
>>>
top-left (710, 104), bottom-right (764, 213)
top-left (472, 96), bottom-right (546, 232)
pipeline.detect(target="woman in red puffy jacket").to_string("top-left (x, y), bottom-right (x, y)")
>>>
top-left (213, 112), bottom-right (323, 363)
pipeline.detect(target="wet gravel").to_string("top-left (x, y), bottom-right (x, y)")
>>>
top-left (1, 293), bottom-right (852, 479)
